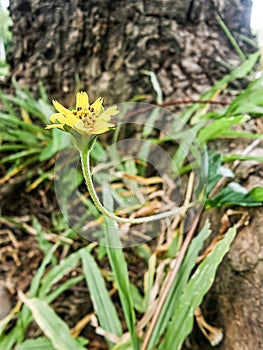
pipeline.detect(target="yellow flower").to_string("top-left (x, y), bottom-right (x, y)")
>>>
top-left (46, 92), bottom-right (118, 135)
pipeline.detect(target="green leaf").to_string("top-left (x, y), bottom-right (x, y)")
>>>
top-left (16, 337), bottom-right (56, 350)
top-left (112, 339), bottom-right (133, 350)
top-left (0, 244), bottom-right (59, 348)
top-left (141, 70), bottom-right (163, 104)
top-left (159, 226), bottom-right (237, 350)
top-left (140, 70), bottom-right (163, 138)
top-left (172, 124), bottom-right (203, 170)
top-left (39, 131), bottom-right (71, 161)
top-left (129, 283), bottom-right (145, 313)
top-left (29, 243), bottom-right (59, 298)
top-left (249, 187), bottom-right (263, 201)
top-left (142, 108), bottom-right (161, 138)
top-left (33, 218), bottom-right (55, 260)
top-left (206, 151), bottom-right (235, 196)
top-left (206, 183), bottom-right (263, 209)
top-left (45, 276), bottom-right (84, 304)
top-left (90, 140), bottom-right (107, 162)
top-left (197, 115), bottom-right (250, 145)
top-left (226, 76), bottom-right (263, 116)
top-left (39, 248), bottom-right (82, 297)
top-left (102, 185), bottom-right (140, 350)
top-left (147, 221), bottom-right (212, 349)
top-left (216, 14), bottom-right (246, 61)
top-left (227, 52), bottom-right (259, 79)
top-left (223, 154), bottom-right (263, 163)
top-left (207, 152), bottom-right (223, 194)
top-left (218, 129), bottom-right (263, 140)
top-left (20, 296), bottom-right (86, 350)
top-left (0, 148), bottom-right (40, 164)
top-left (80, 248), bottom-right (122, 339)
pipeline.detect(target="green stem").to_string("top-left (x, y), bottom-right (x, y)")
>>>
top-left (80, 138), bottom-right (192, 224)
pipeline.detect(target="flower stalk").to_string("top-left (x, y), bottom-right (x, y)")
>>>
top-left (46, 91), bottom-right (193, 225)
top-left (80, 137), bottom-right (191, 225)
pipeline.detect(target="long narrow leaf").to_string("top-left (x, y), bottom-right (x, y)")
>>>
top-left (80, 248), bottom-right (122, 339)
top-left (159, 226), bottom-right (236, 350)
top-left (197, 115), bottom-right (250, 145)
top-left (102, 185), bottom-right (140, 350)
top-left (147, 221), bottom-right (211, 349)
top-left (0, 244), bottom-right (59, 349)
top-left (39, 248), bottom-right (82, 296)
top-left (16, 337), bottom-right (56, 350)
top-left (19, 295), bottom-right (86, 350)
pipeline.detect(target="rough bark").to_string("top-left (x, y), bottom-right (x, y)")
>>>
top-left (8, 0), bottom-right (254, 104)
top-left (7, 0), bottom-right (262, 349)
top-left (189, 142), bottom-right (263, 350)
top-left (211, 154), bottom-right (263, 350)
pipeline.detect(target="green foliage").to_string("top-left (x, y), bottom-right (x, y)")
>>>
top-left (102, 186), bottom-right (140, 350)
top-left (0, 4), bottom-right (12, 77)
top-left (216, 14), bottom-right (246, 62)
top-left (0, 243), bottom-right (85, 349)
top-left (19, 296), bottom-right (86, 350)
top-left (146, 221), bottom-right (212, 349)
top-left (159, 226), bottom-right (236, 350)
top-left (16, 337), bottom-right (56, 350)
top-left (206, 183), bottom-right (263, 208)
top-left (80, 248), bottom-right (123, 340)
top-left (1, 52), bottom-right (262, 350)
top-left (206, 152), bottom-right (231, 194)
top-left (0, 3), bottom-right (12, 46)
top-left (206, 152), bottom-right (263, 209)
top-left (0, 82), bottom-right (71, 188)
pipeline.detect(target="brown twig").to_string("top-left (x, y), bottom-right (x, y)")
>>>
top-left (195, 307), bottom-right (223, 346)
top-left (161, 99), bottom-right (230, 107)
top-left (124, 98), bottom-right (230, 120)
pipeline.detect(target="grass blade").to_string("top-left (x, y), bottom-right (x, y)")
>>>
top-left (16, 337), bottom-right (56, 350)
top-left (102, 185), bottom-right (140, 350)
top-left (197, 115), bottom-right (250, 145)
top-left (146, 221), bottom-right (211, 349)
top-left (159, 226), bottom-right (237, 350)
top-left (0, 244), bottom-right (59, 348)
top-left (39, 248), bottom-right (82, 297)
top-left (216, 14), bottom-right (246, 61)
top-left (80, 248), bottom-right (122, 339)
top-left (19, 294), bottom-right (86, 350)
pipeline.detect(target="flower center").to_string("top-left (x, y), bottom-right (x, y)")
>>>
top-left (73, 106), bottom-right (97, 129)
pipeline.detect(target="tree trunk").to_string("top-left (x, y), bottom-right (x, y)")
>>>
top-left (7, 0), bottom-right (262, 349)
top-left (201, 156), bottom-right (263, 350)
top-left (8, 0), bottom-right (253, 104)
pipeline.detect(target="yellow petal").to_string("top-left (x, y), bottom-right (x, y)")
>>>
top-left (90, 127), bottom-right (110, 135)
top-left (76, 92), bottom-right (89, 110)
top-left (92, 121), bottom-right (115, 134)
top-left (91, 97), bottom-right (103, 115)
top-left (76, 93), bottom-right (82, 110)
top-left (50, 112), bottom-right (78, 128)
top-left (45, 124), bottom-right (64, 130)
top-left (82, 92), bottom-right (89, 110)
top-left (53, 100), bottom-right (71, 116)
top-left (98, 105), bottom-right (119, 121)
top-left (47, 93), bottom-right (117, 136)
top-left (65, 114), bottom-right (79, 127)
top-left (50, 113), bottom-right (65, 123)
